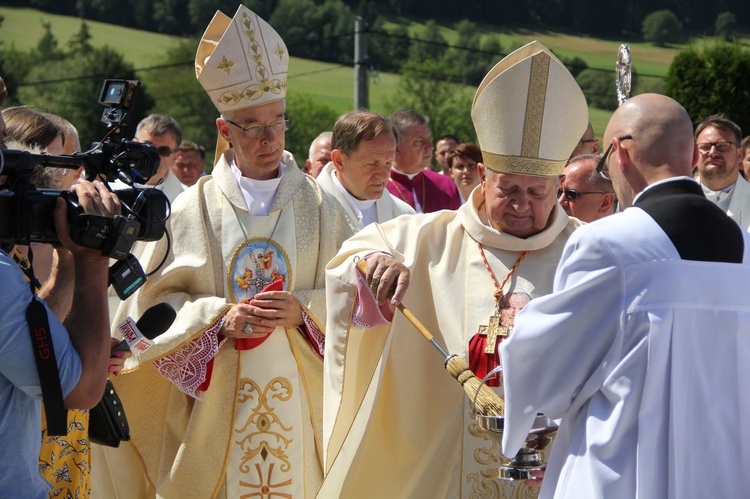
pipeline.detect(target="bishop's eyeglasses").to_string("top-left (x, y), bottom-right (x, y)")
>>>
top-left (225, 118), bottom-right (291, 138)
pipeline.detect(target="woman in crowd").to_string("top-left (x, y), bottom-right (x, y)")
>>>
top-left (448, 142), bottom-right (483, 204)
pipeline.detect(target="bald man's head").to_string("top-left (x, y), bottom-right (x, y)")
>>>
top-left (603, 94), bottom-right (696, 207)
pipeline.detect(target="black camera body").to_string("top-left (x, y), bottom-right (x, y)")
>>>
top-left (0, 186), bottom-right (168, 260)
top-left (0, 79), bottom-right (169, 261)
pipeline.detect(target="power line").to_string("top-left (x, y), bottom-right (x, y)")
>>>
top-left (15, 27), bottom-right (665, 89)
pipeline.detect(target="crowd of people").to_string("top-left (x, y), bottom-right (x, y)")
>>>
top-left (2, 4), bottom-right (750, 499)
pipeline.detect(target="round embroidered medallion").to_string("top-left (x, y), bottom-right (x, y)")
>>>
top-left (228, 238), bottom-right (291, 303)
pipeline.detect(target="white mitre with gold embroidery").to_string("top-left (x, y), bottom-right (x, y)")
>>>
top-left (472, 41), bottom-right (588, 177)
top-left (195, 5), bottom-right (288, 113)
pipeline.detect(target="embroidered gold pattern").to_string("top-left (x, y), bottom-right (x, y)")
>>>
top-left (275, 44), bottom-right (285, 60)
top-left (239, 463), bottom-right (292, 498)
top-left (468, 422), bottom-right (544, 498)
top-left (217, 13), bottom-right (287, 107)
top-left (521, 52), bottom-right (550, 158)
top-left (481, 151), bottom-right (565, 177)
top-left (235, 377), bottom-right (295, 493)
top-left (217, 56), bottom-right (235, 74)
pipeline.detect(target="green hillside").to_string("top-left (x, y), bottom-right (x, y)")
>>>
top-left (384, 17), bottom-right (681, 77)
top-left (0, 6), bottom-right (684, 137)
top-left (0, 6), bottom-right (402, 114)
top-left (0, 7), bottom-right (183, 66)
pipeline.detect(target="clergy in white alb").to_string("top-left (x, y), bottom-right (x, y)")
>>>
top-left (501, 94), bottom-right (750, 499)
top-left (318, 41), bottom-right (590, 499)
top-left (316, 110), bottom-right (415, 231)
top-left (91, 6), bottom-right (354, 498)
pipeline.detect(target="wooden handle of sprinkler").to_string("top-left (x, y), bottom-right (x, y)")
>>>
top-left (355, 258), bottom-right (450, 354)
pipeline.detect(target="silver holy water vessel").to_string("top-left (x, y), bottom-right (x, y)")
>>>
top-left (472, 366), bottom-right (558, 481)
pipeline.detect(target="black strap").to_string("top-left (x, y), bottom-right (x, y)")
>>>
top-left (26, 296), bottom-right (67, 436)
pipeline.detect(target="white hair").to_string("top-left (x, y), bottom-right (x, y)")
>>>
top-left (308, 131), bottom-right (332, 161)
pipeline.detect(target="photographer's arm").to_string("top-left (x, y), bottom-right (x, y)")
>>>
top-left (37, 247), bottom-right (74, 321)
top-left (58, 181), bottom-right (121, 409)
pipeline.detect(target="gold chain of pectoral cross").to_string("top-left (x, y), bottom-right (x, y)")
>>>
top-left (476, 243), bottom-right (529, 354)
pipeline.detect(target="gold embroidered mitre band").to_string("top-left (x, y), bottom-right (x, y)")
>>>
top-left (196, 5), bottom-right (288, 114)
top-left (471, 41), bottom-right (588, 177)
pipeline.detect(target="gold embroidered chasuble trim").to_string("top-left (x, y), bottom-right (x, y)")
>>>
top-left (320, 194), bottom-right (580, 498)
top-left (101, 152), bottom-right (350, 498)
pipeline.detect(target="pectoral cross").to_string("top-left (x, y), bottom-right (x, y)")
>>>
top-left (477, 316), bottom-right (510, 355)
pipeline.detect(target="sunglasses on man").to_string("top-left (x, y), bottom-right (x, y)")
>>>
top-left (143, 141), bottom-right (178, 157)
top-left (558, 188), bottom-right (612, 201)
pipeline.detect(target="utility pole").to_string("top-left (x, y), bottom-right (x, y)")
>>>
top-left (354, 16), bottom-right (368, 110)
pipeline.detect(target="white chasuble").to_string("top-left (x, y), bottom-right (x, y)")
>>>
top-left (320, 188), bottom-right (582, 499)
top-left (222, 200), bottom-right (312, 497)
top-left (94, 151), bottom-right (353, 499)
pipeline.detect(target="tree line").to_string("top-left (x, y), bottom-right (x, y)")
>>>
top-left (1, 4), bottom-right (748, 165)
top-left (14, 0), bottom-right (750, 49)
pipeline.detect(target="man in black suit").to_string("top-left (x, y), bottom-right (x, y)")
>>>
top-left (500, 93), bottom-right (750, 498)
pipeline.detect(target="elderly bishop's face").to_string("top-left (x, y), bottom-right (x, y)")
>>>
top-left (217, 100), bottom-right (286, 180)
top-left (480, 170), bottom-right (559, 238)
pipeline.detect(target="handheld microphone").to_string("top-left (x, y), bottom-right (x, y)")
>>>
top-left (113, 302), bottom-right (177, 353)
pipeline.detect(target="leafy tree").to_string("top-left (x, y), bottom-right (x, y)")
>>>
top-left (575, 68), bottom-right (618, 110)
top-left (153, 0), bottom-right (192, 35)
top-left (271, 0), bottom-right (355, 63)
top-left (369, 23), bottom-right (410, 72)
top-left (664, 43), bottom-right (750, 135)
top-left (187, 0), bottom-right (242, 35)
top-left (642, 10), bottom-right (683, 47)
top-left (78, 0), bottom-right (142, 29)
top-left (715, 12), bottom-right (737, 41)
top-left (562, 56), bottom-right (588, 78)
top-left (68, 21), bottom-right (94, 55)
top-left (19, 40), bottom-right (155, 150)
top-left (386, 57), bottom-right (476, 146)
top-left (34, 22), bottom-right (64, 61)
top-left (449, 20), bottom-right (499, 86)
top-left (284, 93), bottom-right (339, 166)
top-left (408, 20), bottom-right (447, 63)
top-left (139, 40), bottom-right (217, 166)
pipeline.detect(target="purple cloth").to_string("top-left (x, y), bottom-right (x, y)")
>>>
top-left (387, 169), bottom-right (462, 213)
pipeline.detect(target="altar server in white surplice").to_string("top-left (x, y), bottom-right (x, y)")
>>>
top-left (316, 110), bottom-right (415, 231)
top-left (502, 94), bottom-right (750, 499)
top-left (91, 5), bottom-right (354, 498)
top-left (318, 42), bottom-right (589, 499)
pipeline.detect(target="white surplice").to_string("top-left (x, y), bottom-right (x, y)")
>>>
top-left (501, 206), bottom-right (750, 499)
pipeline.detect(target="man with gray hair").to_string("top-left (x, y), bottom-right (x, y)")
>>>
top-left (99, 6), bottom-right (353, 498)
top-left (304, 131), bottom-right (332, 178)
top-left (132, 113), bottom-right (183, 201)
top-left (316, 111), bottom-right (415, 231)
top-left (320, 42), bottom-right (588, 498)
top-left (386, 109), bottom-right (461, 213)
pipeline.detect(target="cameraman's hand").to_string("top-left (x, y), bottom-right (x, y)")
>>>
top-left (108, 338), bottom-right (132, 377)
top-left (54, 180), bottom-right (121, 259)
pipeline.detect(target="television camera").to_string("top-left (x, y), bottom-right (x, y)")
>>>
top-left (0, 79), bottom-right (170, 298)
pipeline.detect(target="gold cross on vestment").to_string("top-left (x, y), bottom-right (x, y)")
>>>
top-left (477, 316), bottom-right (510, 354)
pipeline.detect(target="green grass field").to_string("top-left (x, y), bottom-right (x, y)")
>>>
top-left (2, 6), bottom-right (699, 137)
top-left (0, 7), bottom-right (184, 66)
